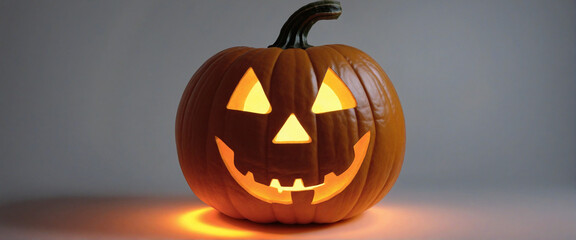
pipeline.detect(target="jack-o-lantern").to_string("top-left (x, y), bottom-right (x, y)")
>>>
top-left (176, 0), bottom-right (405, 224)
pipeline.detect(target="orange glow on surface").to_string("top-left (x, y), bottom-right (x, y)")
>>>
top-left (272, 114), bottom-right (311, 144)
top-left (215, 131), bottom-right (370, 205)
top-left (179, 207), bottom-right (254, 238)
top-left (176, 204), bottom-right (395, 239)
top-left (311, 68), bottom-right (357, 114)
top-left (226, 67), bottom-right (271, 114)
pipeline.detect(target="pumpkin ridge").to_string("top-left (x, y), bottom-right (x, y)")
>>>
top-left (261, 48), bottom-right (284, 222)
top-left (337, 46), bottom-right (402, 210)
top-left (215, 48), bottom-right (272, 221)
top-left (268, 49), bottom-right (299, 224)
top-left (293, 49), bottom-right (319, 223)
top-left (198, 48), bottom-right (261, 219)
top-left (335, 46), bottom-right (405, 208)
top-left (325, 45), bottom-right (385, 218)
top-left (306, 46), bottom-right (349, 222)
top-left (211, 49), bottom-right (262, 219)
top-left (302, 48), bottom-right (321, 223)
top-left (266, 49), bottom-right (287, 188)
top-left (328, 45), bottom-right (403, 216)
top-left (179, 47), bottom-right (251, 214)
top-left (349, 85), bottom-right (369, 219)
top-left (317, 45), bottom-right (372, 220)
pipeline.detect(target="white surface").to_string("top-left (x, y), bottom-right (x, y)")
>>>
top-left (1, 188), bottom-right (574, 239)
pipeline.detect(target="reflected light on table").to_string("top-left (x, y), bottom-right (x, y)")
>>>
top-left (179, 207), bottom-right (255, 238)
top-left (175, 205), bottom-right (396, 239)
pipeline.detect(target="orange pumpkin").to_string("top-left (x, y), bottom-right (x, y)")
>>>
top-left (176, 0), bottom-right (405, 224)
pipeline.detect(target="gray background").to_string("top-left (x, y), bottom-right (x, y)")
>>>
top-left (0, 0), bottom-right (574, 215)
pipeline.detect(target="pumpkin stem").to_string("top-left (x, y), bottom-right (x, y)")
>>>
top-left (268, 0), bottom-right (342, 49)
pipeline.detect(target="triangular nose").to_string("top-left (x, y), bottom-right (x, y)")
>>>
top-left (272, 114), bottom-right (311, 144)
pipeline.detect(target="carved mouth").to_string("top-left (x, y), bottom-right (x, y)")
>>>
top-left (215, 131), bottom-right (370, 205)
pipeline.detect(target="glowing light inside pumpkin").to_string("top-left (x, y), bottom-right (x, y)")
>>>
top-left (272, 114), bottom-right (311, 144)
top-left (226, 67), bottom-right (271, 114)
top-left (215, 131), bottom-right (370, 205)
top-left (312, 68), bottom-right (357, 114)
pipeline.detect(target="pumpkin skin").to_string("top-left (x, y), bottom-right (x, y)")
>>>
top-left (175, 1), bottom-right (405, 224)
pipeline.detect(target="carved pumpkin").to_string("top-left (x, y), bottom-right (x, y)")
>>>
top-left (176, 0), bottom-right (405, 224)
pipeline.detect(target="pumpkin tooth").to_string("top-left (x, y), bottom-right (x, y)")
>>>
top-left (323, 172), bottom-right (337, 183)
top-left (292, 178), bottom-right (305, 189)
top-left (245, 171), bottom-right (254, 181)
top-left (270, 179), bottom-right (282, 193)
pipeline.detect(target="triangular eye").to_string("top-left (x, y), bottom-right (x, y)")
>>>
top-left (311, 68), bottom-right (357, 114)
top-left (227, 67), bottom-right (271, 114)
